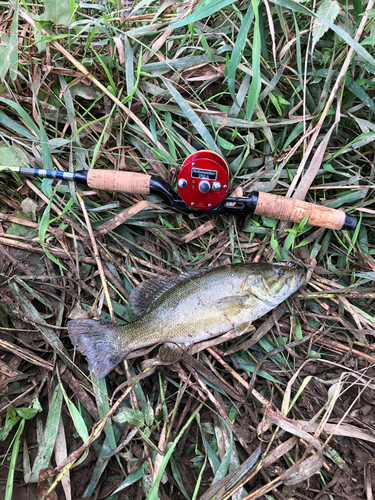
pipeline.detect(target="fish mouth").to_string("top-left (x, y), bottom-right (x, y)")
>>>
top-left (273, 263), bottom-right (306, 288)
top-left (277, 262), bottom-right (306, 285)
top-left (292, 267), bottom-right (307, 288)
top-left (276, 265), bottom-right (306, 292)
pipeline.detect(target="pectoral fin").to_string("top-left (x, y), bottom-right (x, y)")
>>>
top-left (234, 321), bottom-right (253, 335)
top-left (216, 296), bottom-right (248, 315)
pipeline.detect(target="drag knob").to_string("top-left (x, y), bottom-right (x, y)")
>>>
top-left (198, 180), bottom-right (211, 193)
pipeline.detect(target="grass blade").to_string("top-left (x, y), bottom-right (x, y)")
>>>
top-left (91, 374), bottom-right (117, 450)
top-left (162, 78), bottom-right (221, 154)
top-left (5, 419), bottom-right (25, 500)
top-left (54, 416), bottom-right (71, 500)
top-left (312, 0), bottom-right (340, 52)
top-left (9, 0), bottom-right (19, 80)
top-left (169, 0), bottom-right (238, 29)
top-left (0, 97), bottom-right (40, 135)
top-left (146, 402), bottom-right (204, 500)
top-left (228, 2), bottom-right (255, 103)
top-left (246, 0), bottom-right (261, 121)
top-left (273, 0), bottom-right (375, 68)
top-left (25, 385), bottom-right (63, 483)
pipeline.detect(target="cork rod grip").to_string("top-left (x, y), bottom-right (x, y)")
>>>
top-left (86, 170), bottom-right (151, 195)
top-left (254, 192), bottom-right (346, 230)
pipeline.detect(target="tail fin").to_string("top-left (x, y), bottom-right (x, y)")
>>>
top-left (67, 319), bottom-right (125, 379)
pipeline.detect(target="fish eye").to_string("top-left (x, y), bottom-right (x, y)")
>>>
top-left (277, 269), bottom-right (285, 276)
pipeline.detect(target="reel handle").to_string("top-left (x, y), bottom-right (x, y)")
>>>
top-left (87, 170), bottom-right (152, 194)
top-left (254, 192), bottom-right (356, 230)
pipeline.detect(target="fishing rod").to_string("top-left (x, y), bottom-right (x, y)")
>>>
top-left (2, 150), bottom-right (357, 230)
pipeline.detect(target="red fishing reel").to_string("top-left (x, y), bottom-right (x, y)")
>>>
top-left (173, 150), bottom-right (229, 210)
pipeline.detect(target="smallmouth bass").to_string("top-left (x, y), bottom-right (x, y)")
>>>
top-left (68, 262), bottom-right (305, 379)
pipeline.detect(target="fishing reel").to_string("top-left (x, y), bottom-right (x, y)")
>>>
top-left (171, 151), bottom-right (230, 210)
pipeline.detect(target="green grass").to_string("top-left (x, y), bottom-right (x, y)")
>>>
top-left (0, 0), bottom-right (374, 498)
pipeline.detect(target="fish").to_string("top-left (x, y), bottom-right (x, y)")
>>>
top-left (67, 262), bottom-right (305, 379)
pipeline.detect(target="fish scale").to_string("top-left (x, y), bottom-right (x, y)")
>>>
top-left (68, 262), bottom-right (305, 379)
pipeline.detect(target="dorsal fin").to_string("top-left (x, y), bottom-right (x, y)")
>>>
top-left (129, 276), bottom-right (180, 317)
top-left (129, 268), bottom-right (214, 318)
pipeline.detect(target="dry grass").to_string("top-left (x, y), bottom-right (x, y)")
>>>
top-left (0, 0), bottom-right (374, 498)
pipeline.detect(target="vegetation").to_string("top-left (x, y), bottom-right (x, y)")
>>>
top-left (0, 0), bottom-right (374, 498)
